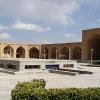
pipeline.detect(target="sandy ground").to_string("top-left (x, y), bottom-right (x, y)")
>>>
top-left (0, 65), bottom-right (100, 100)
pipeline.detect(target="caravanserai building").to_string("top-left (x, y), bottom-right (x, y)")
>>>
top-left (0, 28), bottom-right (100, 60)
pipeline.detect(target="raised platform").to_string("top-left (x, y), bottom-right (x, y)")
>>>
top-left (0, 58), bottom-right (77, 74)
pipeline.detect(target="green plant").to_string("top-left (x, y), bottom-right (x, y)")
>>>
top-left (11, 79), bottom-right (100, 100)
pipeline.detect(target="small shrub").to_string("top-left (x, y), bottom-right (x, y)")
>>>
top-left (15, 79), bottom-right (46, 90)
top-left (11, 79), bottom-right (46, 100)
top-left (11, 79), bottom-right (100, 100)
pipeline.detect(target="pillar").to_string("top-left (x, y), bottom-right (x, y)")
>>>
top-left (48, 48), bottom-right (51, 59)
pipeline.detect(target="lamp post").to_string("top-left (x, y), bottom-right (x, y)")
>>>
top-left (90, 49), bottom-right (93, 65)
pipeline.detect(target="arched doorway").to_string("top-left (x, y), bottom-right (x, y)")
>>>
top-left (3, 46), bottom-right (14, 58)
top-left (60, 47), bottom-right (69, 59)
top-left (51, 47), bottom-right (58, 59)
top-left (16, 46), bottom-right (25, 58)
top-left (87, 35), bottom-right (100, 60)
top-left (42, 48), bottom-right (49, 59)
top-left (29, 47), bottom-right (39, 58)
top-left (72, 47), bottom-right (82, 60)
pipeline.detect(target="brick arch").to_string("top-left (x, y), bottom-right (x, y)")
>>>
top-left (87, 34), bottom-right (100, 60)
top-left (42, 47), bottom-right (49, 59)
top-left (72, 46), bottom-right (82, 60)
top-left (51, 47), bottom-right (58, 59)
top-left (29, 47), bottom-right (40, 58)
top-left (3, 45), bottom-right (14, 58)
top-left (16, 46), bottom-right (25, 58)
top-left (60, 47), bottom-right (69, 59)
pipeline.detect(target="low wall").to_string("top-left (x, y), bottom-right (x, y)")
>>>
top-left (0, 58), bottom-right (77, 72)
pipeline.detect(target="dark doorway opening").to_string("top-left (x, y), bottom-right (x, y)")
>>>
top-left (88, 36), bottom-right (100, 60)
top-left (25, 65), bottom-right (40, 69)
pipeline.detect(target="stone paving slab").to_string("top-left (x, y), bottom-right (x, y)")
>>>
top-left (0, 66), bottom-right (100, 100)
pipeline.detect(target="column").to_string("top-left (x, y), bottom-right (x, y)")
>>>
top-left (14, 48), bottom-right (16, 58)
top-left (48, 48), bottom-right (51, 59)
top-left (43, 49), bottom-right (46, 59)
top-left (25, 46), bottom-right (29, 58)
top-left (69, 48), bottom-right (71, 60)
top-left (55, 49), bottom-right (57, 59)
top-left (58, 48), bottom-right (61, 59)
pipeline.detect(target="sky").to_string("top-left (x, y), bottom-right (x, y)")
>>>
top-left (0, 0), bottom-right (100, 44)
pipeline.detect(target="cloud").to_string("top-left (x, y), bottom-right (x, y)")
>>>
top-left (41, 40), bottom-right (49, 44)
top-left (65, 33), bottom-right (81, 42)
top-left (0, 0), bottom-right (80, 25)
top-left (0, 33), bottom-right (11, 40)
top-left (12, 21), bottom-right (51, 32)
top-left (0, 25), bottom-right (8, 31)
top-left (65, 33), bottom-right (75, 37)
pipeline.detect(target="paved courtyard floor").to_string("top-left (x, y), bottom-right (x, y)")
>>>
top-left (0, 65), bottom-right (100, 100)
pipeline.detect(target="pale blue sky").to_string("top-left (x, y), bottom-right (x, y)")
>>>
top-left (0, 0), bottom-right (100, 44)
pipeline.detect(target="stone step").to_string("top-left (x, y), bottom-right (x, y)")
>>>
top-left (49, 70), bottom-right (77, 76)
top-left (0, 69), bottom-right (15, 75)
top-left (59, 68), bottom-right (93, 74)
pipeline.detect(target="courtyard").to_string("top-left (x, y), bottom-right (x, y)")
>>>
top-left (0, 65), bottom-right (100, 100)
